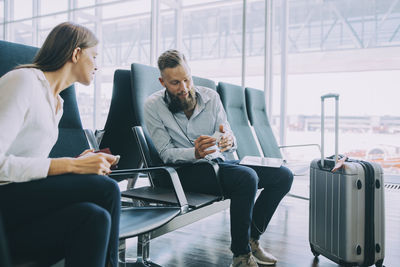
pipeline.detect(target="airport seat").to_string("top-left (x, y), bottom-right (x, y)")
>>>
top-left (216, 82), bottom-right (261, 158)
top-left (244, 87), bottom-right (282, 159)
top-left (106, 63), bottom-right (224, 200)
top-left (217, 81), bottom-right (317, 200)
top-left (0, 40), bottom-right (186, 267)
top-left (99, 63), bottom-right (230, 265)
top-left (245, 87), bottom-right (320, 176)
top-left (192, 75), bottom-right (217, 90)
top-left (0, 40), bottom-right (96, 158)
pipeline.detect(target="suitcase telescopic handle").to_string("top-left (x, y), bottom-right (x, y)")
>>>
top-left (321, 93), bottom-right (339, 168)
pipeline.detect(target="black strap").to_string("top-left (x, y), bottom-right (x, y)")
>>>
top-left (172, 114), bottom-right (195, 146)
top-left (360, 161), bottom-right (376, 266)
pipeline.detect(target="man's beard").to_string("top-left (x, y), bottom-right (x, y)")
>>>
top-left (166, 87), bottom-right (197, 114)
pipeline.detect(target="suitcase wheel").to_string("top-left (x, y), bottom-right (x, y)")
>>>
top-left (309, 243), bottom-right (320, 257)
top-left (375, 259), bottom-right (384, 267)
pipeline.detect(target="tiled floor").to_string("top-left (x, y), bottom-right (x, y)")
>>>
top-left (123, 174), bottom-right (400, 267)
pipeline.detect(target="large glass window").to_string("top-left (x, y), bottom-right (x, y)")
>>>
top-left (9, 20), bottom-right (33, 44)
top-left (99, 0), bottom-right (151, 128)
top-left (0, 0), bottom-right (4, 39)
top-left (158, 1), bottom-right (178, 54)
top-left (76, 0), bottom-right (96, 8)
top-left (1, 0), bottom-right (399, 177)
top-left (244, 0), bottom-right (265, 89)
top-left (13, 0), bottom-right (32, 20)
top-left (40, 0), bottom-right (68, 15)
top-left (181, 0), bottom-right (243, 84)
top-left (279, 0), bottom-right (400, 176)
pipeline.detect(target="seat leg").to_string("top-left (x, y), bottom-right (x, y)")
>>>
top-left (118, 234), bottom-right (162, 267)
top-left (126, 175), bottom-right (139, 190)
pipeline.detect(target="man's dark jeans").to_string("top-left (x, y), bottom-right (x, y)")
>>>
top-left (213, 159), bottom-right (293, 256)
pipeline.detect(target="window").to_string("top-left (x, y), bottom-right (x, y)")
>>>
top-left (1, 0), bottom-right (399, 177)
top-left (278, 0), bottom-right (400, 176)
top-left (40, 0), bottom-right (68, 15)
top-left (181, 0), bottom-right (243, 84)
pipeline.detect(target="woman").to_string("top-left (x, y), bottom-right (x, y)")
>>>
top-left (0, 22), bottom-right (120, 267)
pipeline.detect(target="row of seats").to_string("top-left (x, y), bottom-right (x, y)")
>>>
top-left (218, 82), bottom-right (281, 159)
top-left (97, 62), bottom-right (319, 264)
top-left (0, 39), bottom-right (317, 266)
top-left (218, 82), bottom-right (320, 176)
top-left (0, 40), bottom-right (228, 267)
top-left (108, 63), bottom-right (318, 177)
top-left (0, 40), bottom-right (198, 267)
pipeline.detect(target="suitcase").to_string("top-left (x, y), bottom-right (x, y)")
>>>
top-left (309, 93), bottom-right (385, 267)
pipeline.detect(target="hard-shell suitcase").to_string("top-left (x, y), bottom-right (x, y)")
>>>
top-left (309, 94), bottom-right (385, 267)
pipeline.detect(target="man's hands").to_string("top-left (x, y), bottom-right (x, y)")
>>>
top-left (217, 125), bottom-right (234, 152)
top-left (194, 125), bottom-right (234, 159)
top-left (194, 135), bottom-right (217, 159)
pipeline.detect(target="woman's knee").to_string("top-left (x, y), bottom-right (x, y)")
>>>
top-left (104, 176), bottom-right (121, 199)
top-left (81, 202), bottom-right (111, 233)
top-left (86, 175), bottom-right (121, 200)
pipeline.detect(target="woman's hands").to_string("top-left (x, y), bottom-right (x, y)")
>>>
top-left (48, 150), bottom-right (119, 176)
top-left (73, 151), bottom-right (118, 175)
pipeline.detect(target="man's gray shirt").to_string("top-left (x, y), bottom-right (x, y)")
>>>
top-left (144, 86), bottom-right (237, 164)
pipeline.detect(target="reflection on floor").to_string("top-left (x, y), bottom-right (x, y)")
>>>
top-left (125, 175), bottom-right (400, 267)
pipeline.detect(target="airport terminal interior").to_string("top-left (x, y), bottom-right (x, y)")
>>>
top-left (1, 0), bottom-right (400, 266)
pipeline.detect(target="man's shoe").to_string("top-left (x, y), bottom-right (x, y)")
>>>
top-left (249, 238), bottom-right (277, 265)
top-left (230, 252), bottom-right (258, 267)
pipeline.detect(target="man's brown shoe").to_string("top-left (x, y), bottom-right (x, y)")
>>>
top-left (230, 252), bottom-right (258, 267)
top-left (249, 238), bottom-right (277, 265)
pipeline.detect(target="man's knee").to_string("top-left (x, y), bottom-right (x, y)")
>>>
top-left (240, 168), bottom-right (259, 194)
top-left (279, 167), bottom-right (294, 193)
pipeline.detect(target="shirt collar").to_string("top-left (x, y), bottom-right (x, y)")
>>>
top-left (194, 86), bottom-right (212, 107)
top-left (31, 68), bottom-right (64, 111)
top-left (32, 68), bottom-right (48, 83)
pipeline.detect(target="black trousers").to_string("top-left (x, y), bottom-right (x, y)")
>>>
top-left (0, 174), bottom-right (121, 267)
top-left (214, 159), bottom-right (293, 256)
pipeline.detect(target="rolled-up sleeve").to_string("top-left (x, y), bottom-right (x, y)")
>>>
top-left (144, 99), bottom-right (196, 163)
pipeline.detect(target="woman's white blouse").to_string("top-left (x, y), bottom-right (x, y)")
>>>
top-left (0, 68), bottom-right (63, 184)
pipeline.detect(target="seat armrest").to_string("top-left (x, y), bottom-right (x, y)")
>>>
top-left (110, 166), bottom-right (189, 213)
top-left (278, 143), bottom-right (321, 151)
top-left (278, 143), bottom-right (321, 162)
top-left (84, 129), bottom-right (100, 150)
top-left (278, 143), bottom-right (321, 176)
top-left (170, 160), bottom-right (224, 198)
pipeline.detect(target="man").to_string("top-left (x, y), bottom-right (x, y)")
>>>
top-left (144, 50), bottom-right (293, 267)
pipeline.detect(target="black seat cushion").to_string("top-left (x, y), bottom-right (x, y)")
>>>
top-left (119, 207), bottom-right (181, 239)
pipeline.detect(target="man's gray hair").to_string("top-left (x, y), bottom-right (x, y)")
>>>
top-left (157, 49), bottom-right (187, 73)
